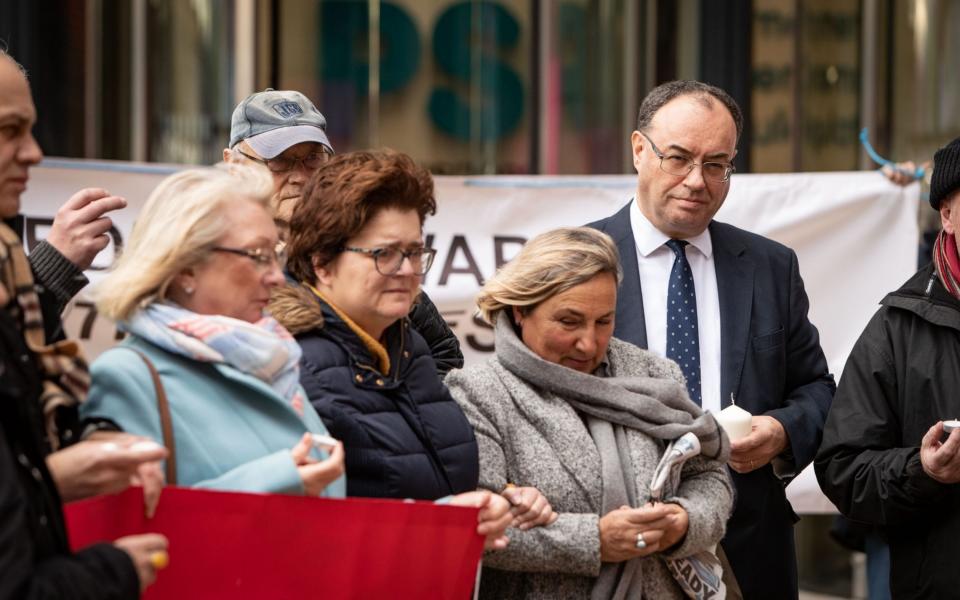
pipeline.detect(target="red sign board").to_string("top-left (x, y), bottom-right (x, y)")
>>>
top-left (65, 487), bottom-right (483, 599)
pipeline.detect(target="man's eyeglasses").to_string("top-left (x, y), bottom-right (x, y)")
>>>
top-left (213, 245), bottom-right (287, 270)
top-left (639, 131), bottom-right (735, 183)
top-left (341, 246), bottom-right (437, 276)
top-left (236, 148), bottom-right (333, 173)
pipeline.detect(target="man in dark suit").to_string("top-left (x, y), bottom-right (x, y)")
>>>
top-left (590, 80), bottom-right (834, 599)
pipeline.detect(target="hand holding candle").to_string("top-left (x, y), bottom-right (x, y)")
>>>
top-left (920, 420), bottom-right (960, 484)
top-left (727, 414), bottom-right (789, 474)
top-left (941, 419), bottom-right (960, 443)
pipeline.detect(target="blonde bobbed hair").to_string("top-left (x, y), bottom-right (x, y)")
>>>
top-left (94, 162), bottom-right (274, 321)
top-left (476, 227), bottom-right (622, 324)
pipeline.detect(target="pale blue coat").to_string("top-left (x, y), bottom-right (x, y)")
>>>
top-left (82, 336), bottom-right (346, 498)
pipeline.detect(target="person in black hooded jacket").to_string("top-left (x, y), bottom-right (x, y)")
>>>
top-left (816, 137), bottom-right (960, 599)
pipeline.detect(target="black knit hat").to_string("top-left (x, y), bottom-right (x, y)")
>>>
top-left (930, 137), bottom-right (960, 210)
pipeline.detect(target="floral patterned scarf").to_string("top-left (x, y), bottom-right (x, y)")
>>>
top-left (124, 302), bottom-right (307, 415)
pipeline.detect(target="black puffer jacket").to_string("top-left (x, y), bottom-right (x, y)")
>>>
top-left (271, 284), bottom-right (479, 500)
top-left (407, 290), bottom-right (463, 378)
top-left (815, 263), bottom-right (960, 599)
top-left (0, 308), bottom-right (139, 599)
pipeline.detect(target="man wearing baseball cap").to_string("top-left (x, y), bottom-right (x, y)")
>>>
top-left (816, 137), bottom-right (960, 598)
top-left (224, 89), bottom-right (334, 234)
top-left (225, 89), bottom-right (463, 377)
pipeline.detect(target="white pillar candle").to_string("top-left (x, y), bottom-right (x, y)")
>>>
top-left (129, 440), bottom-right (164, 453)
top-left (942, 420), bottom-right (960, 442)
top-left (717, 404), bottom-right (753, 441)
top-left (312, 433), bottom-right (339, 452)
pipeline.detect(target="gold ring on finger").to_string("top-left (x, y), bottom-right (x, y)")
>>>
top-left (149, 551), bottom-right (169, 570)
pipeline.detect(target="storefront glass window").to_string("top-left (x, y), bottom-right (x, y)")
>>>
top-left (278, 0), bottom-right (532, 174)
top-left (751, 0), bottom-right (861, 173)
top-left (146, 0), bottom-right (235, 165)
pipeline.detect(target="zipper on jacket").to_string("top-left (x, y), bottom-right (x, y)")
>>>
top-left (925, 272), bottom-right (937, 297)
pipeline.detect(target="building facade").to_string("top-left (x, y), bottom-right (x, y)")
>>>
top-left (4, 1), bottom-right (958, 596)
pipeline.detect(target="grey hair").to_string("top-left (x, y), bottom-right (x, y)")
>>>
top-left (0, 45), bottom-right (28, 77)
top-left (636, 80), bottom-right (743, 141)
top-left (476, 227), bottom-right (622, 324)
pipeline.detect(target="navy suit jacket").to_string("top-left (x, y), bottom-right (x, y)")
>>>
top-left (590, 201), bottom-right (835, 599)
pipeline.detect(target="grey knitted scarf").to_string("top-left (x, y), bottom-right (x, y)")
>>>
top-left (494, 312), bottom-right (730, 599)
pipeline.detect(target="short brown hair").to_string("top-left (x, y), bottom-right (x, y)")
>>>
top-left (287, 149), bottom-right (437, 283)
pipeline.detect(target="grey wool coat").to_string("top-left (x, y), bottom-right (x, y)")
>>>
top-left (447, 337), bottom-right (734, 600)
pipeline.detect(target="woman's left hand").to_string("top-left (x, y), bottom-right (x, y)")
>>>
top-left (450, 490), bottom-right (513, 550)
top-left (600, 502), bottom-right (689, 561)
top-left (646, 502), bottom-right (689, 551)
top-left (501, 485), bottom-right (559, 530)
top-left (290, 433), bottom-right (345, 496)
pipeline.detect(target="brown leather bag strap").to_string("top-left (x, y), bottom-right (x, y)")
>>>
top-left (127, 348), bottom-right (177, 485)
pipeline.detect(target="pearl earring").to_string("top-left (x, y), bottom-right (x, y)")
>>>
top-left (184, 286), bottom-right (194, 295)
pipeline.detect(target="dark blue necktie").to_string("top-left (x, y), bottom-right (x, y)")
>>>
top-left (665, 239), bottom-right (701, 405)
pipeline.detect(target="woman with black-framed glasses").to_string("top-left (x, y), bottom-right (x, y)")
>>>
top-left (269, 150), bottom-right (483, 503)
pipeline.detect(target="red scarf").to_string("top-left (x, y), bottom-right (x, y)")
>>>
top-left (933, 230), bottom-right (960, 301)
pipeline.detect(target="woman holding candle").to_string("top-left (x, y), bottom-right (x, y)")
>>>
top-left (446, 227), bottom-right (734, 599)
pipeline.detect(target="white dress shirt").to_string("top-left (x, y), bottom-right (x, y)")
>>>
top-left (629, 200), bottom-right (722, 415)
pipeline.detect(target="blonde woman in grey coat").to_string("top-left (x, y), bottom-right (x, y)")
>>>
top-left (447, 227), bottom-right (734, 599)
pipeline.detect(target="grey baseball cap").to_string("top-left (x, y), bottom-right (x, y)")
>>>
top-left (229, 89), bottom-right (333, 158)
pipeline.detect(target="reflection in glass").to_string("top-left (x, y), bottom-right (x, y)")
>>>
top-left (147, 0), bottom-right (235, 165)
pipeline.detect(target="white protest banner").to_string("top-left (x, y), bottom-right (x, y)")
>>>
top-left (426, 172), bottom-right (920, 381)
top-left (21, 160), bottom-right (919, 513)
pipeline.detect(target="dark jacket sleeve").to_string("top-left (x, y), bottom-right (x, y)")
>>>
top-left (29, 241), bottom-right (88, 311)
top-left (0, 425), bottom-right (140, 600)
top-left (408, 290), bottom-right (463, 378)
top-left (765, 249), bottom-right (836, 471)
top-left (814, 311), bottom-right (947, 526)
top-left (29, 241), bottom-right (88, 343)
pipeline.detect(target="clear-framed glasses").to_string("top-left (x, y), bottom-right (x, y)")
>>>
top-left (639, 131), bottom-right (736, 183)
top-left (213, 245), bottom-right (287, 270)
top-left (341, 245), bottom-right (437, 276)
top-left (236, 148), bottom-right (333, 173)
